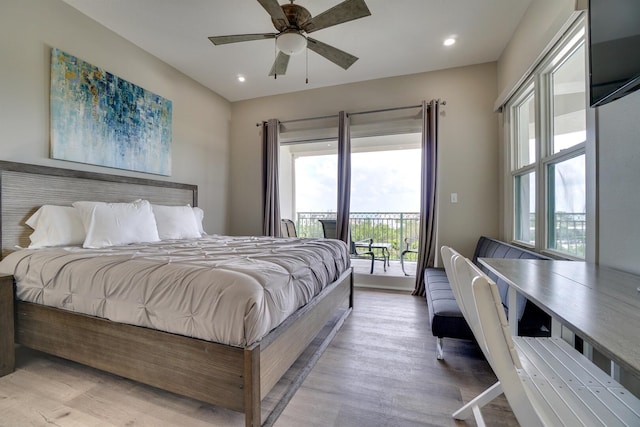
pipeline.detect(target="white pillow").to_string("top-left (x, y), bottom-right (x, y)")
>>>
top-left (25, 205), bottom-right (85, 248)
top-left (73, 200), bottom-right (160, 248)
top-left (151, 204), bottom-right (201, 240)
top-left (192, 207), bottom-right (205, 235)
top-left (71, 201), bottom-right (102, 231)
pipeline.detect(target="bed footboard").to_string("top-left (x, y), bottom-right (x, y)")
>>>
top-left (15, 268), bottom-right (353, 427)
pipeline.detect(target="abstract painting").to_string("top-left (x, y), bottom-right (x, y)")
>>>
top-left (50, 48), bottom-right (172, 175)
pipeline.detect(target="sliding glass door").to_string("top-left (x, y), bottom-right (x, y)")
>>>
top-left (277, 104), bottom-right (425, 276)
top-left (279, 139), bottom-right (337, 238)
top-left (349, 133), bottom-right (421, 270)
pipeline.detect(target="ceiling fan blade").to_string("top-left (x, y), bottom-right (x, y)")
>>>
top-left (208, 33), bottom-right (277, 45)
top-left (302, 0), bottom-right (371, 33)
top-left (257, 0), bottom-right (290, 28)
top-left (268, 51), bottom-right (291, 76)
top-left (307, 37), bottom-right (358, 70)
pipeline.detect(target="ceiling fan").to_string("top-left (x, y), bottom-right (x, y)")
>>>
top-left (208, 0), bottom-right (371, 78)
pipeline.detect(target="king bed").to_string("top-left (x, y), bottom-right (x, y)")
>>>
top-left (0, 160), bottom-right (353, 427)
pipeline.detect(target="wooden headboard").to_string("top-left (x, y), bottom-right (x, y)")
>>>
top-left (0, 161), bottom-right (198, 258)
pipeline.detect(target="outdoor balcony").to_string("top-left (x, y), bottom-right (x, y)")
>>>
top-left (296, 212), bottom-right (418, 289)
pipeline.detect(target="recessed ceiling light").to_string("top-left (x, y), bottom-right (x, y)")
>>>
top-left (237, 75), bottom-right (246, 82)
top-left (444, 38), bottom-right (456, 46)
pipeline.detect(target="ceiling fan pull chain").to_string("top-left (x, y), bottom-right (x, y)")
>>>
top-left (305, 47), bottom-right (309, 84)
top-left (274, 39), bottom-right (277, 79)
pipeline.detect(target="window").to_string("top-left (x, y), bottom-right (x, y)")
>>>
top-left (514, 171), bottom-right (535, 245)
top-left (506, 17), bottom-right (587, 258)
top-left (278, 132), bottom-right (422, 269)
top-left (512, 84), bottom-right (537, 244)
top-left (515, 88), bottom-right (536, 168)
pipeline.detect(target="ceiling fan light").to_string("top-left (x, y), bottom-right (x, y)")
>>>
top-left (276, 32), bottom-right (307, 55)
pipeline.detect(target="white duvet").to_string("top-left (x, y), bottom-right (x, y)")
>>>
top-left (0, 235), bottom-right (350, 347)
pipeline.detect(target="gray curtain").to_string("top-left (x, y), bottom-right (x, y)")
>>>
top-left (336, 111), bottom-right (351, 244)
top-left (413, 100), bottom-right (439, 296)
top-left (262, 119), bottom-right (281, 237)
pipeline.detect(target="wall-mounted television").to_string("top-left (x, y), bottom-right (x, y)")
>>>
top-left (588, 0), bottom-right (640, 107)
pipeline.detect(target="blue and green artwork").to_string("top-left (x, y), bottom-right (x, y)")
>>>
top-left (50, 48), bottom-right (172, 175)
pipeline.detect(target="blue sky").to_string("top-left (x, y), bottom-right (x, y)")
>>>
top-left (295, 149), bottom-right (421, 213)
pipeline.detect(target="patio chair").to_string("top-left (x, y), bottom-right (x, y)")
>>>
top-left (318, 219), bottom-right (388, 274)
top-left (280, 218), bottom-right (298, 237)
top-left (400, 237), bottom-right (419, 275)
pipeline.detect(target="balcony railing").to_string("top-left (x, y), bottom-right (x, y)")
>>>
top-left (297, 211), bottom-right (587, 261)
top-left (296, 212), bottom-right (420, 261)
top-left (549, 212), bottom-right (586, 258)
top-left (519, 212), bottom-right (586, 258)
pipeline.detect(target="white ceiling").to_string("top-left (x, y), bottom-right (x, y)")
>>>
top-left (61, 0), bottom-right (533, 102)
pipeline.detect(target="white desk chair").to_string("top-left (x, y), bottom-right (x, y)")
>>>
top-left (454, 255), bottom-right (544, 425)
top-left (441, 246), bottom-right (483, 339)
top-left (441, 246), bottom-right (504, 424)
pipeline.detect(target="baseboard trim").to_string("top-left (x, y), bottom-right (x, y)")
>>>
top-left (354, 273), bottom-right (414, 292)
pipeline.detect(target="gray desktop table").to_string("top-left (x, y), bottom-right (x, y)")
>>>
top-left (478, 258), bottom-right (640, 379)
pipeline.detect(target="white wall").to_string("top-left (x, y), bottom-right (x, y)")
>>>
top-left (596, 90), bottom-right (640, 273)
top-left (229, 63), bottom-right (500, 260)
top-left (0, 0), bottom-right (231, 234)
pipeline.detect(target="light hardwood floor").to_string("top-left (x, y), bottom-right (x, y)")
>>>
top-left (0, 289), bottom-right (518, 427)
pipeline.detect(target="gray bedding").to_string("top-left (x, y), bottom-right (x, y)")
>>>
top-left (0, 235), bottom-right (350, 346)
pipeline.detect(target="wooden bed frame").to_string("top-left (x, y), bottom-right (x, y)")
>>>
top-left (0, 160), bottom-right (353, 427)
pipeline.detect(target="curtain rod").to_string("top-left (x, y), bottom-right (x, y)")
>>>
top-left (256, 113), bottom-right (338, 127)
top-left (349, 99), bottom-right (446, 117)
top-left (349, 104), bottom-right (422, 117)
top-left (281, 113), bottom-right (339, 125)
top-left (256, 99), bottom-right (446, 126)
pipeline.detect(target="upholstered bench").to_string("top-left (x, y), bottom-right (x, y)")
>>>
top-left (425, 236), bottom-right (551, 359)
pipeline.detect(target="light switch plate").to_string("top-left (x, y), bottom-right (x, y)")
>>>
top-left (451, 193), bottom-right (458, 203)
